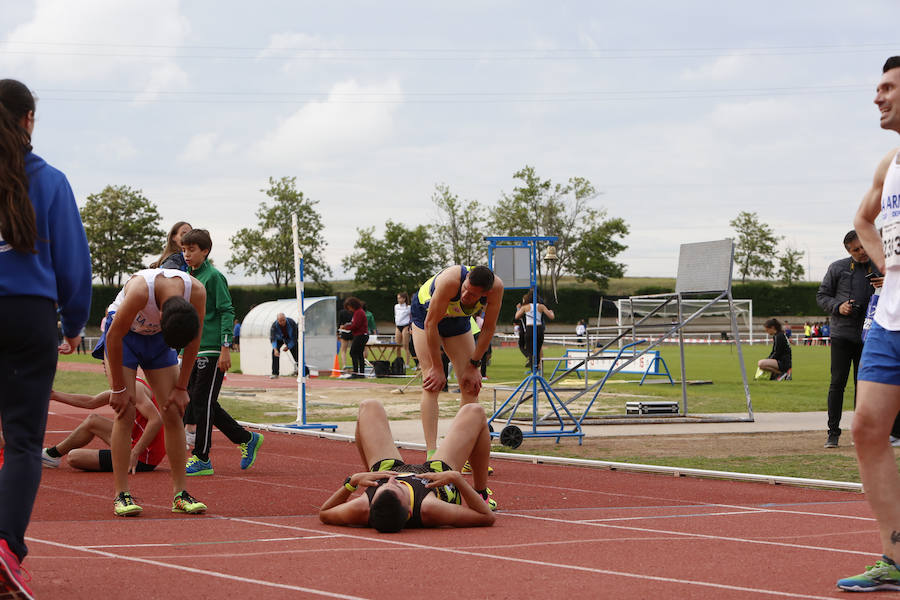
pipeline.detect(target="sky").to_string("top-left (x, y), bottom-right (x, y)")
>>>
top-left (2, 1), bottom-right (899, 286)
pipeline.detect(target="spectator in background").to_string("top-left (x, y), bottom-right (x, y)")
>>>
top-left (515, 290), bottom-right (555, 371)
top-left (269, 312), bottom-right (299, 379)
top-left (363, 301), bottom-right (377, 335)
top-left (337, 304), bottom-right (353, 371)
top-left (232, 318), bottom-right (241, 353)
top-left (783, 321), bottom-right (792, 341)
top-left (804, 321), bottom-right (812, 345)
top-left (575, 319), bottom-right (587, 343)
top-left (394, 291), bottom-right (412, 367)
top-left (816, 229), bottom-right (881, 449)
top-left (757, 318), bottom-right (792, 381)
top-left (341, 297), bottom-right (369, 378)
top-left (0, 78), bottom-right (92, 598)
top-left (150, 221), bottom-right (192, 271)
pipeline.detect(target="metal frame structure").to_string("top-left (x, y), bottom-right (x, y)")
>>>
top-left (485, 236), bottom-right (584, 445)
top-left (492, 239), bottom-right (753, 440)
top-left (279, 214), bottom-right (337, 433)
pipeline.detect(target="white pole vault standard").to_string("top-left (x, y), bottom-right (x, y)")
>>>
top-left (291, 213), bottom-right (305, 423)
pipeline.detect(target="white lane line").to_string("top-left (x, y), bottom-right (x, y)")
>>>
top-left (26, 537), bottom-right (369, 600)
top-left (83, 535), bottom-right (337, 549)
top-left (502, 512), bottom-right (878, 557)
top-left (220, 516), bottom-right (841, 599)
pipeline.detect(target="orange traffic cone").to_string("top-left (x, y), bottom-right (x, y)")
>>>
top-left (330, 355), bottom-right (342, 378)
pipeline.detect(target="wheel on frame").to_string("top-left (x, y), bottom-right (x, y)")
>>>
top-left (499, 425), bottom-right (523, 449)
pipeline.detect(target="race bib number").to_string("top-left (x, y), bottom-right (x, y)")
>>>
top-left (884, 220), bottom-right (900, 268)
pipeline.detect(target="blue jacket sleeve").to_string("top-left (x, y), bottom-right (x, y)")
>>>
top-left (51, 176), bottom-right (92, 338)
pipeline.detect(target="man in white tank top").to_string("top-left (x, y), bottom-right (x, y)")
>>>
top-left (94, 268), bottom-right (209, 518)
top-left (838, 57), bottom-right (900, 592)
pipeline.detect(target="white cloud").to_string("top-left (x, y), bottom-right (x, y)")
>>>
top-left (97, 136), bottom-right (138, 161)
top-left (681, 54), bottom-right (748, 82)
top-left (258, 32), bottom-right (343, 73)
top-left (251, 79), bottom-right (403, 169)
top-left (1, 0), bottom-right (190, 100)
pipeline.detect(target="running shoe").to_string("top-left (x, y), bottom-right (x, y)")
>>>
top-left (837, 557), bottom-right (900, 591)
top-left (824, 434), bottom-right (839, 449)
top-left (184, 427), bottom-right (196, 448)
top-left (0, 539), bottom-right (33, 600)
top-left (891, 435), bottom-right (900, 448)
top-left (113, 492), bottom-right (143, 517)
top-left (776, 372), bottom-right (792, 381)
top-left (185, 455), bottom-right (214, 476)
top-left (478, 487), bottom-right (498, 511)
top-left (172, 490), bottom-right (207, 514)
top-left (461, 460), bottom-right (494, 475)
top-left (40, 448), bottom-right (61, 468)
top-left (239, 431), bottom-right (263, 470)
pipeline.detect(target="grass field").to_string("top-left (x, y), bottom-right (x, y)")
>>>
top-left (52, 340), bottom-right (879, 484)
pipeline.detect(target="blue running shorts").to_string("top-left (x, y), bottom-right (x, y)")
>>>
top-left (92, 312), bottom-right (178, 371)
top-left (859, 321), bottom-right (900, 386)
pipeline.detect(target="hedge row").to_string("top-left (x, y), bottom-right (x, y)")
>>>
top-left (87, 281), bottom-right (825, 328)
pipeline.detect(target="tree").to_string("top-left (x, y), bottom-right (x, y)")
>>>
top-left (341, 220), bottom-right (438, 293)
top-left (778, 247), bottom-right (806, 285)
top-left (488, 166), bottom-right (628, 292)
top-left (430, 183), bottom-right (487, 265)
top-left (227, 177), bottom-right (331, 286)
top-left (80, 185), bottom-right (164, 286)
top-left (729, 211), bottom-right (782, 283)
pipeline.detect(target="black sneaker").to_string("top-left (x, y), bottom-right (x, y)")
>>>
top-left (824, 434), bottom-right (839, 449)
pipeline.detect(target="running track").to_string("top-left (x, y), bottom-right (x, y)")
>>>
top-left (25, 403), bottom-right (889, 599)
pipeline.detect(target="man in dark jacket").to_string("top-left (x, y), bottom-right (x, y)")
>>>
top-left (269, 313), bottom-right (299, 378)
top-left (816, 230), bottom-right (881, 448)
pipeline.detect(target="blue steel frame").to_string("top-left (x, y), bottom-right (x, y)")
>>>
top-left (280, 257), bottom-right (337, 433)
top-left (485, 236), bottom-right (584, 444)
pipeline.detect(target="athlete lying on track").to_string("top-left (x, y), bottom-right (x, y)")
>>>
top-left (319, 399), bottom-right (496, 532)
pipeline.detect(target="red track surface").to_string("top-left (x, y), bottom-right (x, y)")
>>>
top-left (29, 398), bottom-right (888, 599)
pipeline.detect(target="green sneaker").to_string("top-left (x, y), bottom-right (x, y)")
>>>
top-left (172, 490), bottom-right (207, 514)
top-left (837, 557), bottom-right (900, 591)
top-left (478, 487), bottom-right (498, 511)
top-left (113, 492), bottom-right (142, 517)
top-left (185, 455), bottom-right (214, 476)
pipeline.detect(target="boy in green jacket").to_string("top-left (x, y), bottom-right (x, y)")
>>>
top-left (181, 229), bottom-right (263, 476)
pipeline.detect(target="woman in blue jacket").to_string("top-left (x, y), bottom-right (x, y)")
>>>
top-left (0, 79), bottom-right (92, 598)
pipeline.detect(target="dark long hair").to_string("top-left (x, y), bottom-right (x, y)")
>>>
top-left (150, 221), bottom-right (191, 268)
top-left (0, 79), bottom-right (36, 253)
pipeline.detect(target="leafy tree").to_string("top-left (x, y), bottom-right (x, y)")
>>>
top-left (729, 211), bottom-right (782, 283)
top-left (488, 166), bottom-right (628, 292)
top-left (80, 185), bottom-right (164, 286)
top-left (430, 183), bottom-right (487, 265)
top-left (341, 220), bottom-right (438, 293)
top-left (227, 177), bottom-right (331, 286)
top-left (778, 247), bottom-right (806, 285)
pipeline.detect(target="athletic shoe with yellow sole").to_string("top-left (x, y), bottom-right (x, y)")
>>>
top-left (462, 460), bottom-right (493, 475)
top-left (113, 492), bottom-right (143, 517)
top-left (837, 557), bottom-right (900, 591)
top-left (478, 487), bottom-right (498, 511)
top-left (185, 455), bottom-right (214, 476)
top-left (172, 490), bottom-right (207, 514)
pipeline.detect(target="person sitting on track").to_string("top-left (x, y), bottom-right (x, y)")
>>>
top-left (319, 399), bottom-right (496, 532)
top-left (41, 378), bottom-right (165, 473)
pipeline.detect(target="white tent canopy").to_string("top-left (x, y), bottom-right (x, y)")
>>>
top-left (239, 297), bottom-right (336, 376)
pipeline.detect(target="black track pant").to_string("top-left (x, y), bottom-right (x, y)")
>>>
top-left (0, 297), bottom-right (57, 561)
top-left (186, 354), bottom-right (249, 462)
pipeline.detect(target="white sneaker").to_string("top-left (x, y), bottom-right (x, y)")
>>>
top-left (890, 435), bottom-right (900, 448)
top-left (41, 448), bottom-right (61, 468)
top-left (185, 428), bottom-right (196, 448)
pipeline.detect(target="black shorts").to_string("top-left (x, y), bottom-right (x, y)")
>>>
top-left (395, 323), bottom-right (410, 332)
top-left (97, 449), bottom-right (156, 473)
top-left (370, 458), bottom-right (453, 474)
top-left (339, 331), bottom-right (353, 341)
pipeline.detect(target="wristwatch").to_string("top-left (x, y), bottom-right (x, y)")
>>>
top-left (469, 358), bottom-right (482, 368)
